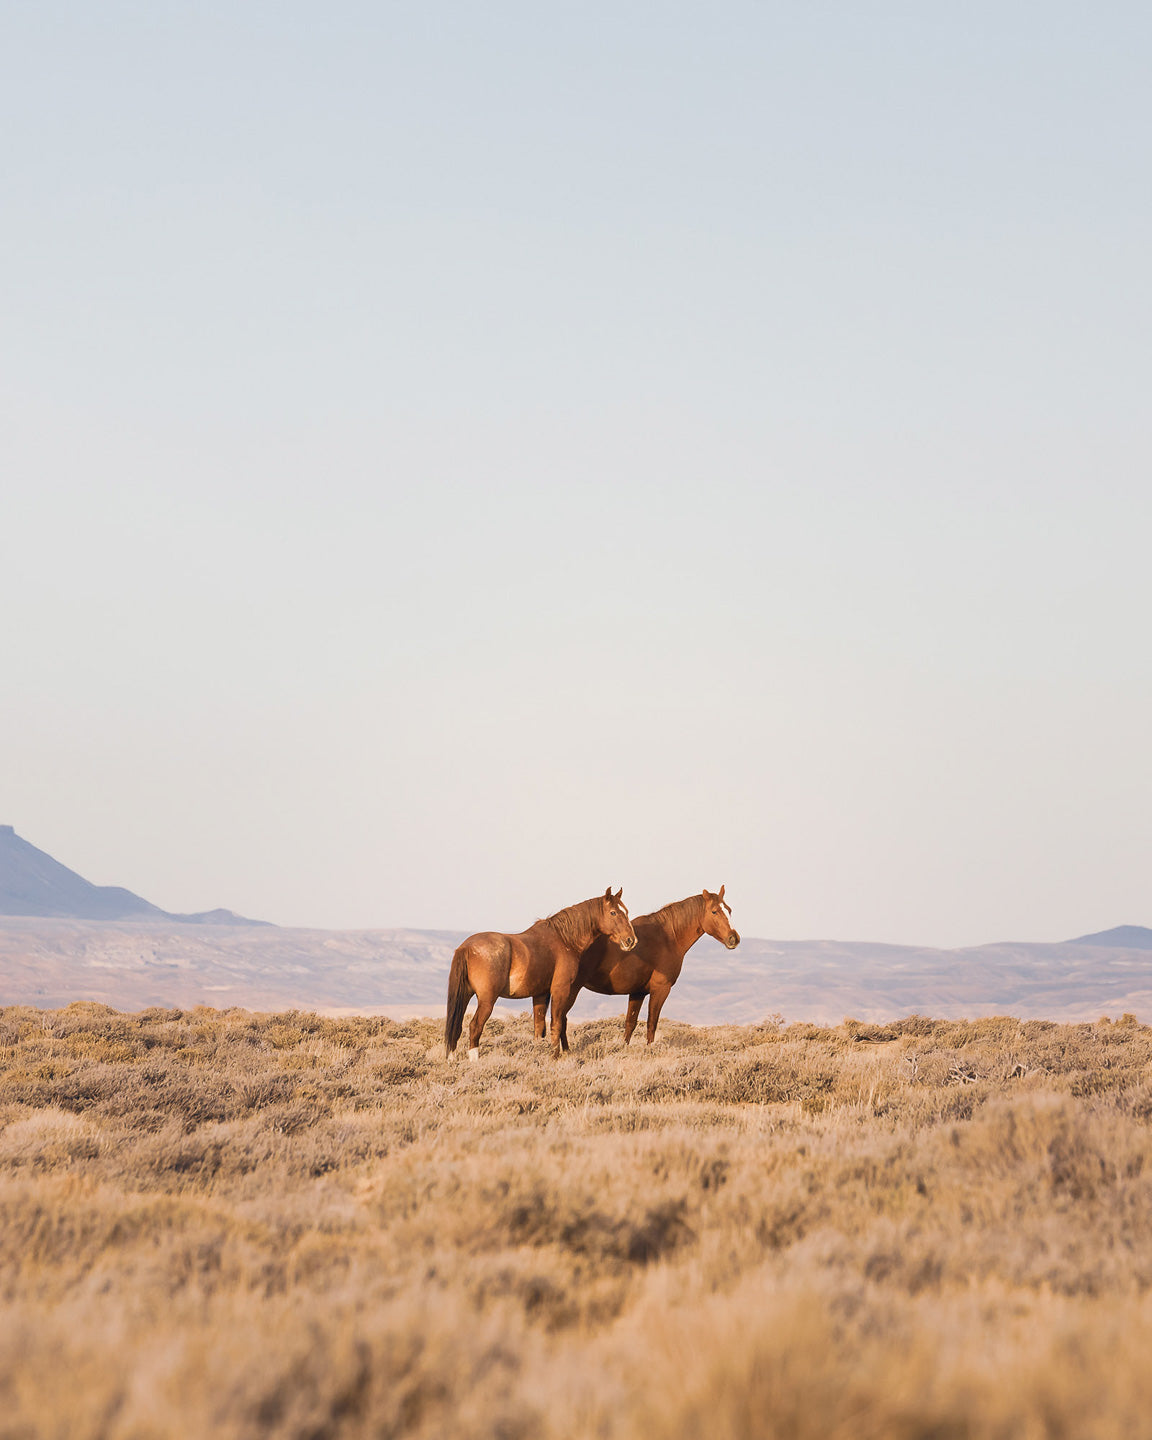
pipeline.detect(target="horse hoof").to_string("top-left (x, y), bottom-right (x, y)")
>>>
top-left (468, 1048), bottom-right (479, 1063)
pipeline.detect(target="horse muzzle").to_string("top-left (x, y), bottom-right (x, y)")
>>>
top-left (725, 932), bottom-right (740, 949)
top-left (622, 936), bottom-right (638, 951)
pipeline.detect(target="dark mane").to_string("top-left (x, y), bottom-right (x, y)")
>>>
top-left (545, 895), bottom-right (601, 952)
top-left (642, 894), bottom-right (705, 934)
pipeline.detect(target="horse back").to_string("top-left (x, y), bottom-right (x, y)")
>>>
top-left (462, 929), bottom-right (511, 956)
top-left (458, 930), bottom-right (513, 983)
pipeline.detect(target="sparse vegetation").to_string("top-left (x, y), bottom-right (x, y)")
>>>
top-left (2, 1003), bottom-right (1152, 1438)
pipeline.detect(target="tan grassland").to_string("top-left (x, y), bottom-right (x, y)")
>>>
top-left (3, 1004), bottom-right (1152, 1439)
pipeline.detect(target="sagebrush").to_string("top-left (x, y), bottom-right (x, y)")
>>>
top-left (2, 1003), bottom-right (1152, 1438)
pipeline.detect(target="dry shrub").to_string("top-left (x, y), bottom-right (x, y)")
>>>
top-left (635, 1281), bottom-right (1152, 1440)
top-left (0, 1106), bottom-right (102, 1168)
top-left (1, 1005), bottom-right (1151, 1438)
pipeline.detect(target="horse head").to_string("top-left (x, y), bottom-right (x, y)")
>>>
top-left (601, 886), bottom-right (638, 951)
top-left (702, 886), bottom-right (740, 950)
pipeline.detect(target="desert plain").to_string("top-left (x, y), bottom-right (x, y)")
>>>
top-left (3, 1002), bottom-right (1152, 1439)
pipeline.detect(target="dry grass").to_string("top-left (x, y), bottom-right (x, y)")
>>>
top-left (2, 1003), bottom-right (1152, 1438)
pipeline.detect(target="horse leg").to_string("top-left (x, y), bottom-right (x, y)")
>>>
top-left (557, 976), bottom-right (583, 1052)
top-left (468, 988), bottom-right (498, 1061)
top-left (532, 995), bottom-right (548, 1040)
top-left (645, 983), bottom-right (671, 1045)
top-left (623, 994), bottom-right (644, 1045)
top-left (549, 980), bottom-right (574, 1060)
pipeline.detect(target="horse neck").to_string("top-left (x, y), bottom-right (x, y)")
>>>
top-left (548, 899), bottom-right (600, 953)
top-left (655, 895), bottom-right (706, 956)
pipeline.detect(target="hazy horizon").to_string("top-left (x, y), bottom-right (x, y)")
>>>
top-left (3, 5), bottom-right (1150, 945)
top-left (2, 821), bottom-right (1150, 949)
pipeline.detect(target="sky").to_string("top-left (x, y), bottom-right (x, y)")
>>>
top-left (2, 2), bottom-right (1150, 944)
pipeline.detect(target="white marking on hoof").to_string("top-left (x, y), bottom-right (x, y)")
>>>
top-left (468, 1047), bottom-right (480, 1062)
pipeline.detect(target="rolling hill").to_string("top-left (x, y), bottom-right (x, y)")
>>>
top-left (0, 916), bottom-right (1151, 1025)
top-left (2, 829), bottom-right (1149, 1022)
top-left (1070, 925), bottom-right (1152, 949)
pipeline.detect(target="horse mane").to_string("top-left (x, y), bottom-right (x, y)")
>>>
top-left (545, 896), bottom-right (602, 951)
top-left (644, 894), bottom-right (705, 935)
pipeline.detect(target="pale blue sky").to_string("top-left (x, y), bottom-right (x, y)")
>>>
top-left (2, 3), bottom-right (1149, 942)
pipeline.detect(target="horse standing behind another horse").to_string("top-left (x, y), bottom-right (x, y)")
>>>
top-left (445, 887), bottom-right (637, 1060)
top-left (537, 887), bottom-right (740, 1050)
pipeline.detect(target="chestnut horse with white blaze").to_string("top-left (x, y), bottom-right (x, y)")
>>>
top-left (536, 887), bottom-right (739, 1050)
top-left (445, 888), bottom-right (637, 1060)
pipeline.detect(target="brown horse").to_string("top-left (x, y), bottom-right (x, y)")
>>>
top-left (445, 887), bottom-right (637, 1060)
top-left (535, 886), bottom-right (739, 1050)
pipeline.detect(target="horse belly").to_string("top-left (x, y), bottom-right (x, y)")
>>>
top-left (584, 949), bottom-right (647, 996)
top-left (506, 940), bottom-right (540, 999)
top-left (607, 959), bottom-right (648, 994)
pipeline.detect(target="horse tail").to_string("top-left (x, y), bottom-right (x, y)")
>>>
top-left (445, 944), bottom-right (473, 1057)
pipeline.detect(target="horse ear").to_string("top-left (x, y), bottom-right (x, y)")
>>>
top-left (604, 886), bottom-right (613, 900)
top-left (718, 885), bottom-right (725, 900)
top-left (614, 887), bottom-right (623, 901)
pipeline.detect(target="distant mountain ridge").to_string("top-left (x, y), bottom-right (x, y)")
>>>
top-left (1, 919), bottom-right (1151, 1022)
top-left (1070, 925), bottom-right (1152, 950)
top-left (0, 826), bottom-right (267, 926)
top-left (2, 921), bottom-right (1152, 1025)
top-left (1, 828), bottom-right (1149, 1021)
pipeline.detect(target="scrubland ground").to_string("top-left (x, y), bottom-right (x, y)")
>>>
top-left (2, 1005), bottom-right (1152, 1439)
